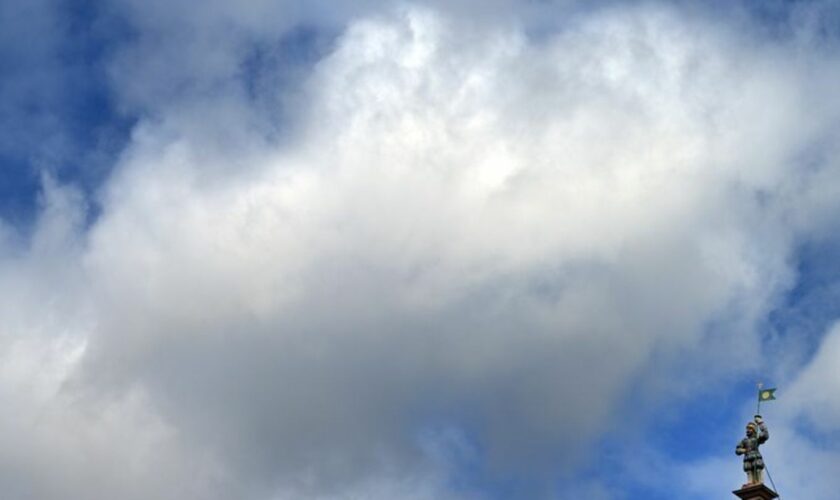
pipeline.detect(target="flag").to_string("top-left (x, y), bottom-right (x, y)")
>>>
top-left (758, 388), bottom-right (777, 402)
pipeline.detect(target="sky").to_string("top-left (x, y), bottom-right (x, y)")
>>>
top-left (2, 0), bottom-right (840, 499)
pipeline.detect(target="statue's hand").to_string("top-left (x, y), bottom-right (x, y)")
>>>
top-left (736, 447), bottom-right (745, 455)
top-left (754, 415), bottom-right (764, 424)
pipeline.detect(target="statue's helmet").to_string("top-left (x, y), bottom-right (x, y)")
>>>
top-left (746, 422), bottom-right (757, 433)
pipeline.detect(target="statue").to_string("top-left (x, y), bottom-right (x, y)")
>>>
top-left (736, 415), bottom-right (769, 485)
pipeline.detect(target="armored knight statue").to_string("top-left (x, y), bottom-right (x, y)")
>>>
top-left (736, 415), bottom-right (769, 485)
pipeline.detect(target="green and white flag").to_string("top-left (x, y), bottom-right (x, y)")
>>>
top-left (758, 388), bottom-right (777, 402)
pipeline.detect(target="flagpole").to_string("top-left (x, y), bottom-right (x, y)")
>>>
top-left (756, 382), bottom-right (763, 416)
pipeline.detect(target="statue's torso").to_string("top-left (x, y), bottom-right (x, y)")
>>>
top-left (740, 437), bottom-right (762, 460)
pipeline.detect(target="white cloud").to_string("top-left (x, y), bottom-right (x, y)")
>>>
top-left (3, 2), bottom-right (840, 499)
top-left (785, 322), bottom-right (840, 428)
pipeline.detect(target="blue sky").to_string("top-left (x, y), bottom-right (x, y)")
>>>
top-left (2, 1), bottom-right (840, 499)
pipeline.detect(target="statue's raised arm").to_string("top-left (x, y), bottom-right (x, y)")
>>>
top-left (755, 415), bottom-right (769, 444)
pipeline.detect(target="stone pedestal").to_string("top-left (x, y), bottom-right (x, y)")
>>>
top-left (732, 483), bottom-right (778, 500)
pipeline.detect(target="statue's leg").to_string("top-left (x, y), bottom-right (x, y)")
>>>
top-left (748, 465), bottom-right (758, 485)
